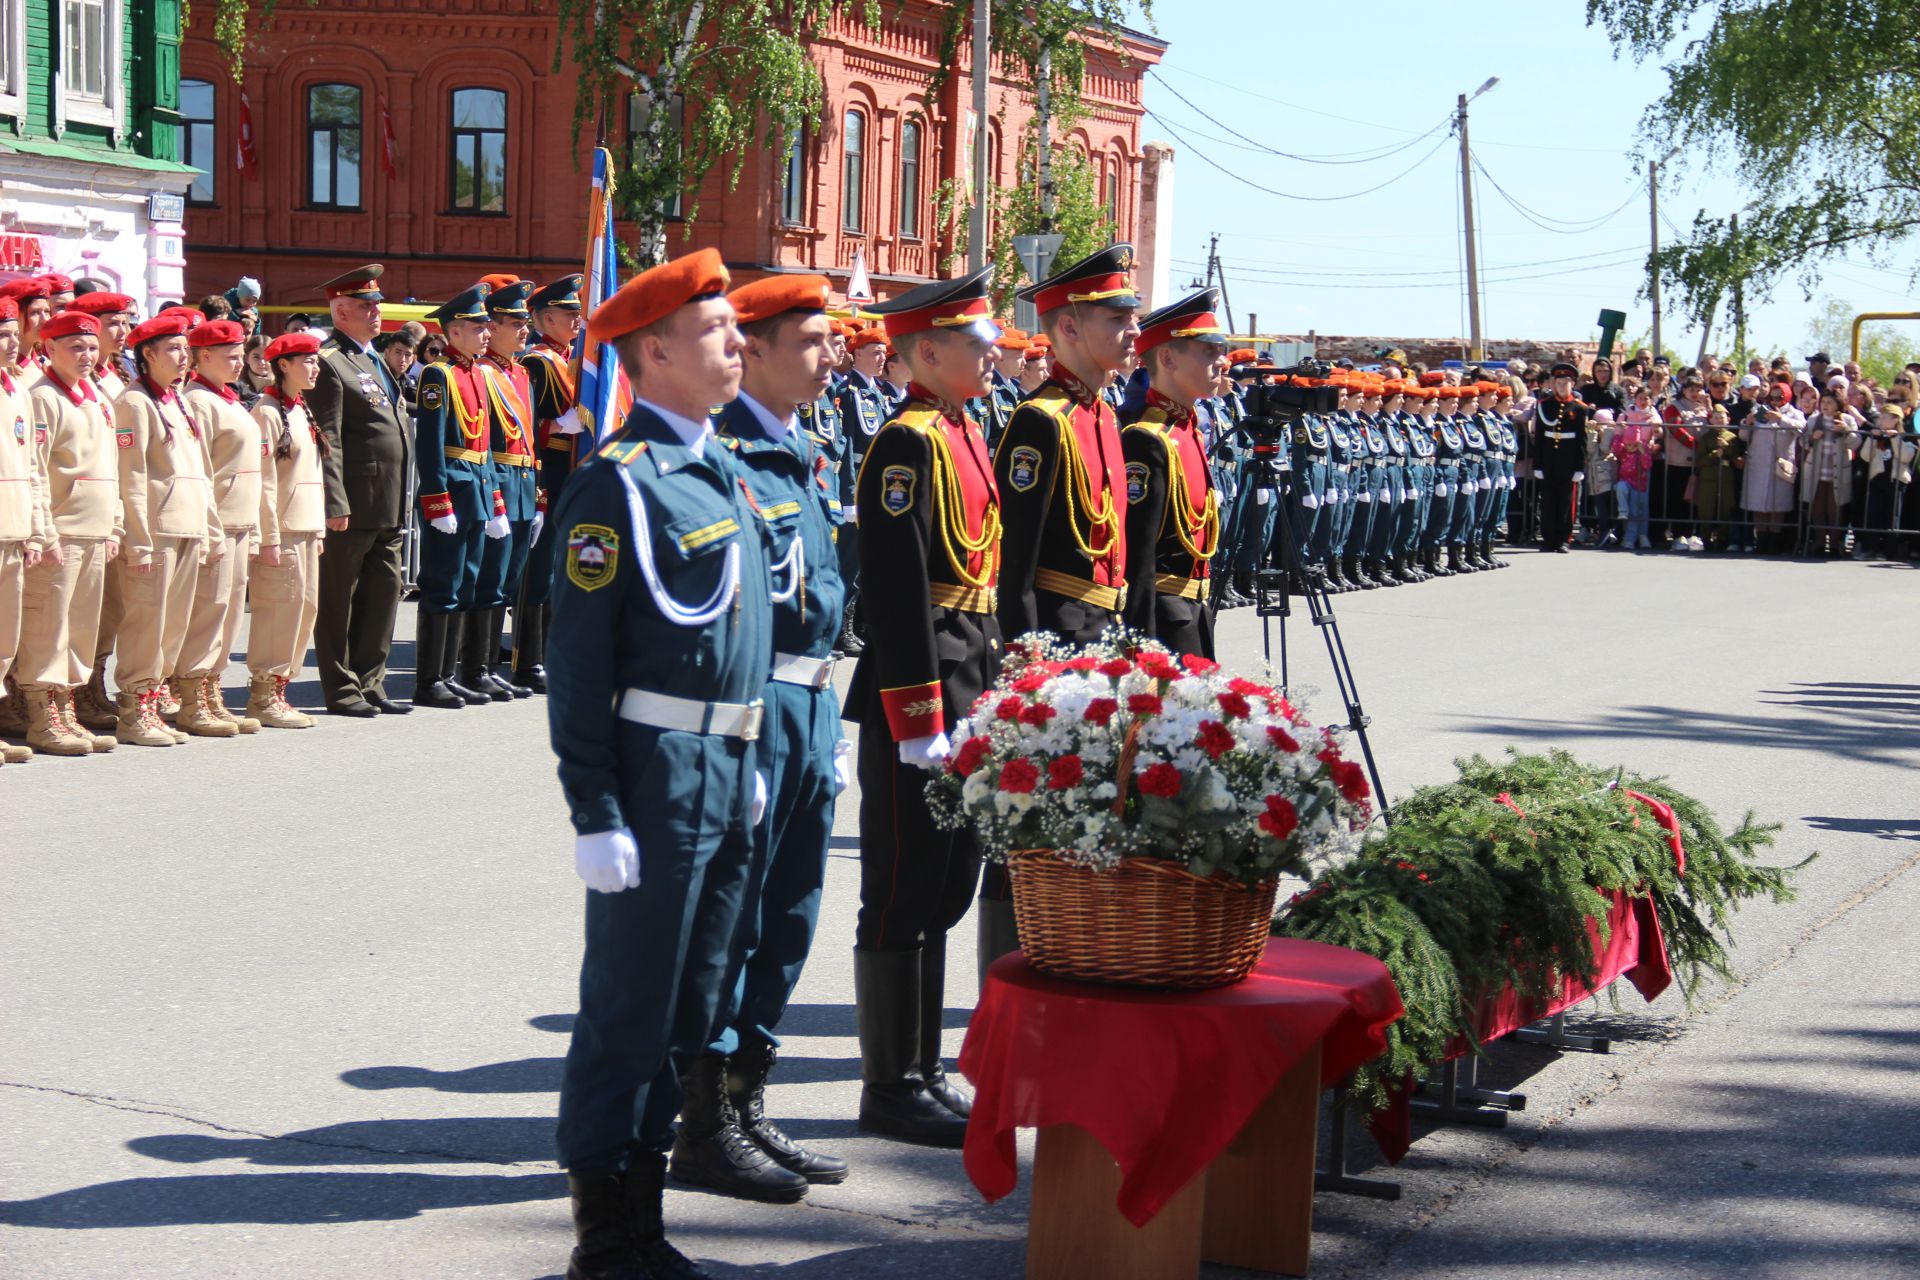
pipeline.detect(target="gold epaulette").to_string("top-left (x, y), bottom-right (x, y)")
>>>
top-left (889, 405), bottom-right (945, 434)
top-left (598, 436), bottom-right (648, 463)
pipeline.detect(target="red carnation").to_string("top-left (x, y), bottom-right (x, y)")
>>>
top-left (950, 735), bottom-right (992, 777)
top-left (1013, 669), bottom-right (1051, 693)
top-left (996, 696), bottom-right (1025, 722)
top-left (1217, 691), bottom-right (1252, 720)
top-left (1139, 651), bottom-right (1181, 681)
top-left (1019, 703), bottom-right (1057, 727)
top-left (1138, 762), bottom-right (1183, 798)
top-left (1098, 658), bottom-right (1134, 679)
top-left (1329, 759), bottom-right (1370, 804)
top-left (1394, 859), bottom-right (1430, 883)
top-left (1259, 795), bottom-right (1299, 839)
top-left (1195, 720), bottom-right (1236, 760)
top-left (1267, 725), bottom-right (1300, 753)
top-left (1066, 655), bottom-right (1101, 673)
top-left (1180, 654), bottom-right (1221, 675)
top-left (1127, 693), bottom-right (1164, 716)
top-left (1083, 697), bottom-right (1119, 726)
top-left (1228, 676), bottom-right (1270, 698)
top-left (998, 758), bottom-right (1040, 794)
top-left (1047, 754), bottom-right (1086, 790)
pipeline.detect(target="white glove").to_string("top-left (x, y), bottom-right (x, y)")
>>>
top-left (1378, 488), bottom-right (1391, 502)
top-left (1255, 489), bottom-right (1270, 506)
top-left (530, 511), bottom-right (545, 545)
top-left (574, 828), bottom-right (641, 894)
top-left (752, 772), bottom-right (768, 825)
top-left (844, 505), bottom-right (857, 523)
top-left (1356, 491), bottom-right (1371, 504)
top-left (1300, 493), bottom-right (1320, 509)
top-left (1435, 483), bottom-right (1449, 497)
top-left (485, 514), bottom-right (510, 539)
top-left (898, 732), bottom-right (952, 771)
top-left (555, 405), bottom-right (585, 436)
top-left (430, 514), bottom-right (459, 535)
top-left (1573, 472), bottom-right (1586, 484)
top-left (1533, 468), bottom-right (1546, 479)
top-left (833, 738), bottom-right (853, 795)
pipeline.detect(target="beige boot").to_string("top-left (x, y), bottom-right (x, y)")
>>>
top-left (116, 690), bottom-right (177, 747)
top-left (71, 668), bottom-right (120, 731)
top-left (1, 742), bottom-right (29, 764)
top-left (0, 674), bottom-right (27, 737)
top-left (203, 675), bottom-right (259, 734)
top-left (24, 687), bottom-right (90, 756)
top-left (248, 674), bottom-right (313, 729)
top-left (174, 675), bottom-right (239, 738)
top-left (55, 687), bottom-right (115, 752)
top-left (154, 679), bottom-right (189, 741)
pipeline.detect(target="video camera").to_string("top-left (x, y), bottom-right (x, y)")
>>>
top-left (1223, 358), bottom-right (1342, 476)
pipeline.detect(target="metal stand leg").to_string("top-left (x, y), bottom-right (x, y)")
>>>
top-left (1512, 1009), bottom-right (1613, 1054)
top-left (1313, 1085), bottom-right (1401, 1200)
top-left (1410, 1058), bottom-right (1524, 1127)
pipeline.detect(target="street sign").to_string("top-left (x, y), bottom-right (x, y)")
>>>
top-left (148, 191), bottom-right (186, 224)
top-left (1012, 233), bottom-right (1064, 333)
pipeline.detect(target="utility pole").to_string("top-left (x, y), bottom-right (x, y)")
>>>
top-left (968, 0), bottom-right (990, 272)
top-left (1648, 159), bottom-right (1663, 361)
top-left (1695, 294), bottom-right (1717, 367)
top-left (1731, 211), bottom-right (1745, 360)
top-left (1205, 233), bottom-right (1236, 333)
top-left (1456, 80), bottom-right (1498, 360)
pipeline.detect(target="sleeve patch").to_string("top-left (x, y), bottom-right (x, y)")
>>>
top-left (880, 464), bottom-right (916, 515)
top-left (1007, 445), bottom-right (1043, 492)
top-left (566, 524), bottom-right (620, 591)
top-left (116, 427), bottom-right (135, 449)
top-left (420, 381), bottom-right (444, 410)
top-left (1126, 461), bottom-right (1150, 504)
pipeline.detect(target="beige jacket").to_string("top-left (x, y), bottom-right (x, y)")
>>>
top-left (0, 371), bottom-right (53, 547)
top-left (183, 378), bottom-right (268, 531)
top-left (113, 384), bottom-right (221, 566)
top-left (28, 369), bottom-right (123, 540)
top-left (252, 393), bottom-right (326, 543)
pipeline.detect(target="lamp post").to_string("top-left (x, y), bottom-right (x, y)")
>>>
top-left (1457, 77), bottom-right (1498, 361)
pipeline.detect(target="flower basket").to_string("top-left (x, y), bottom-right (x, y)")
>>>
top-left (1009, 849), bottom-right (1281, 988)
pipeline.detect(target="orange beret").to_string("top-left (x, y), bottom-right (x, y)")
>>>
top-left (479, 273), bottom-right (524, 294)
top-left (189, 318), bottom-right (248, 348)
top-left (849, 327), bottom-right (888, 350)
top-left (1027, 335), bottom-right (1051, 353)
top-left (585, 248), bottom-right (730, 347)
top-left (39, 312), bottom-right (101, 341)
top-left (727, 273), bottom-right (830, 326)
top-left (264, 332), bottom-right (323, 362)
top-left (128, 315), bottom-right (192, 346)
top-left (1418, 370), bottom-right (1446, 387)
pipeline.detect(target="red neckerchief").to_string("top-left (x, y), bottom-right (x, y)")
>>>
top-left (191, 372), bottom-right (239, 404)
top-left (0, 370), bottom-right (14, 395)
top-left (43, 367), bottom-right (96, 406)
top-left (264, 386), bottom-right (304, 411)
top-left (906, 381), bottom-right (969, 427)
top-left (1145, 385), bottom-right (1195, 428)
top-left (143, 375), bottom-right (198, 438)
top-left (1049, 361), bottom-right (1100, 409)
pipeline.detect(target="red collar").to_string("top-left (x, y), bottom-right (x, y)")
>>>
top-left (446, 352), bottom-right (474, 370)
top-left (43, 367), bottom-right (96, 406)
top-left (141, 375), bottom-right (178, 404)
top-left (1145, 386), bottom-right (1194, 427)
top-left (0, 370), bottom-right (13, 395)
top-left (265, 386), bottom-right (304, 411)
top-left (905, 381), bottom-right (968, 427)
top-left (191, 372), bottom-right (239, 403)
top-left (539, 336), bottom-right (572, 357)
top-left (1049, 362), bottom-right (1102, 409)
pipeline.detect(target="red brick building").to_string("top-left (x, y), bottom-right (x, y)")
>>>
top-left (180, 1), bottom-right (1166, 310)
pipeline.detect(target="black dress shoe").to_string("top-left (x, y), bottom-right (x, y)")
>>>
top-left (728, 1042), bottom-right (849, 1184)
top-left (327, 699), bottom-right (379, 719)
top-left (445, 677), bottom-right (492, 706)
top-left (364, 689), bottom-right (413, 715)
top-left (669, 1055), bottom-right (809, 1203)
top-left (413, 681), bottom-right (468, 710)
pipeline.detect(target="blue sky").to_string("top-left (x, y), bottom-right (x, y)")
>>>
top-left (1136, 1), bottom-right (1917, 358)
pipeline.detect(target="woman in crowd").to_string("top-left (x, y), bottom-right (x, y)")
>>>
top-left (1741, 381), bottom-right (1803, 555)
top-left (245, 332), bottom-right (329, 729)
top-left (239, 334), bottom-right (272, 406)
top-left (1585, 408), bottom-right (1621, 546)
top-left (1857, 404), bottom-right (1915, 560)
top-left (1799, 390), bottom-right (1860, 557)
top-left (1693, 404), bottom-right (1744, 551)
top-left (1612, 387), bottom-right (1659, 549)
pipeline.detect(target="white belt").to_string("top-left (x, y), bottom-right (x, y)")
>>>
top-left (770, 652), bottom-right (836, 689)
top-left (618, 689), bottom-right (763, 740)
top-left (1544, 431), bottom-right (1577, 441)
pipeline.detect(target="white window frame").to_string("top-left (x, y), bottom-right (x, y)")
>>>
top-left (0, 0), bottom-right (26, 119)
top-left (59, 0), bottom-right (124, 131)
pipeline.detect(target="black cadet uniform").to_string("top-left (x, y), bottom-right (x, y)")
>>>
top-left (1534, 362), bottom-right (1592, 551)
top-left (515, 272), bottom-right (586, 693)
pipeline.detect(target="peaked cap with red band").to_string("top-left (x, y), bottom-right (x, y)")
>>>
top-left (585, 247), bottom-right (729, 347)
top-left (1135, 287), bottom-right (1227, 356)
top-left (1016, 243), bottom-right (1140, 314)
top-left (868, 265), bottom-right (999, 343)
top-left (319, 264), bottom-right (385, 302)
top-left (67, 292), bottom-right (136, 318)
top-left (188, 318), bottom-right (248, 348)
top-left (264, 332), bottom-right (324, 362)
top-left (727, 273), bottom-right (831, 326)
top-left (39, 312), bottom-right (100, 341)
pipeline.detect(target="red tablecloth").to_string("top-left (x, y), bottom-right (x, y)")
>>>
top-left (1369, 886), bottom-right (1674, 1162)
top-left (959, 937), bottom-right (1403, 1227)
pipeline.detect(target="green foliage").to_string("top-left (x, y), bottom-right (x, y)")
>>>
top-left (1802, 296), bottom-right (1920, 386)
top-left (926, 1), bottom-right (1149, 134)
top-left (1587, 0), bottom-right (1920, 325)
top-left (1275, 748), bottom-right (1808, 1111)
top-left (934, 145), bottom-right (1115, 311)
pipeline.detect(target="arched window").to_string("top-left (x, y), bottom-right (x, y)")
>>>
top-left (842, 109), bottom-right (865, 232)
top-left (1103, 159), bottom-right (1120, 229)
top-left (307, 83), bottom-right (362, 209)
top-left (898, 118), bottom-right (922, 240)
top-left (449, 87), bottom-right (508, 214)
top-left (178, 78), bottom-right (216, 204)
top-left (782, 128), bottom-right (808, 226)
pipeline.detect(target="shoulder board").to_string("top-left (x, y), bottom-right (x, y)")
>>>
top-left (803, 429), bottom-right (828, 448)
top-left (718, 436), bottom-right (741, 451)
top-left (1020, 387), bottom-right (1075, 420)
top-left (598, 437), bottom-right (649, 463)
top-left (890, 405), bottom-right (944, 433)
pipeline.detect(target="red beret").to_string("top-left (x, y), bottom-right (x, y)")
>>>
top-left (154, 305), bottom-right (206, 330)
top-left (0, 278), bottom-right (51, 302)
top-left (264, 332), bottom-right (324, 362)
top-left (66, 292), bottom-right (136, 317)
top-left (849, 327), bottom-right (888, 350)
top-left (35, 272), bottom-right (75, 294)
top-left (188, 319), bottom-right (248, 348)
top-left (478, 272), bottom-right (524, 294)
top-left (129, 315), bottom-right (192, 346)
top-left (586, 248), bottom-right (730, 347)
top-left (0, 299), bottom-right (15, 323)
top-left (39, 312), bottom-right (102, 341)
top-left (727, 273), bottom-right (830, 326)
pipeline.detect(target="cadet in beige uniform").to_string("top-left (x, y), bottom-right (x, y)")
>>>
top-left (17, 311), bottom-right (121, 755)
top-left (68, 291), bottom-right (137, 732)
top-left (181, 318), bottom-right (268, 736)
top-left (111, 315), bottom-right (222, 747)
top-left (0, 298), bottom-right (48, 764)
top-left (246, 332), bottom-right (329, 729)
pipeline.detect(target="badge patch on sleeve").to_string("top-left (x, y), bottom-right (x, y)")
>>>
top-left (12, 417), bottom-right (23, 445)
top-left (1008, 445), bottom-right (1042, 493)
top-left (420, 381), bottom-right (444, 411)
top-left (1125, 461), bottom-right (1149, 504)
top-left (34, 422), bottom-right (47, 445)
top-left (880, 465), bottom-right (916, 515)
top-left (566, 524), bottom-right (619, 591)
top-left (116, 427), bottom-right (135, 449)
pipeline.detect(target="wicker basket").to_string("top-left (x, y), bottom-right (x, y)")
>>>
top-left (1006, 849), bottom-right (1279, 988)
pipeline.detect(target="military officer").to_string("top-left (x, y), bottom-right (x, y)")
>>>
top-left (412, 284), bottom-right (507, 708)
top-left (848, 267), bottom-right (1002, 1150)
top-left (0, 298), bottom-right (47, 765)
top-left (308, 265), bottom-right (413, 717)
top-left (473, 277), bottom-right (539, 699)
top-left (516, 273), bottom-right (586, 694)
top-left (1120, 288), bottom-right (1226, 656)
top-left (833, 328), bottom-right (890, 657)
top-left (546, 247), bottom-right (772, 1280)
top-left (670, 273), bottom-right (850, 1203)
top-left (1533, 361), bottom-right (1591, 553)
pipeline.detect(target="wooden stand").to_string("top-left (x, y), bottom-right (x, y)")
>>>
top-left (1024, 1042), bottom-right (1324, 1280)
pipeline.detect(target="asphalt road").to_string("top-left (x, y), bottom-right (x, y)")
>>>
top-left (3, 547), bottom-right (1916, 1279)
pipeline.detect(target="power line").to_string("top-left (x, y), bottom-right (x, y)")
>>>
top-left (1207, 244), bottom-right (1645, 278)
top-left (1470, 154), bottom-right (1638, 234)
top-left (1172, 252), bottom-right (1645, 288)
top-left (1145, 111), bottom-right (1453, 203)
top-left (1147, 70), bottom-right (1451, 165)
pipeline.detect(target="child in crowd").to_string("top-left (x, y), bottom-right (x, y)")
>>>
top-left (1693, 404), bottom-right (1743, 551)
top-left (1612, 389), bottom-right (1659, 549)
top-left (1586, 409), bottom-right (1621, 545)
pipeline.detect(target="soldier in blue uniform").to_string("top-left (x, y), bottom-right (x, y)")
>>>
top-left (473, 277), bottom-right (540, 698)
top-left (1289, 388), bottom-right (1334, 594)
top-left (833, 328), bottom-right (890, 657)
top-left (515, 273), bottom-right (587, 693)
top-left (1454, 384), bottom-right (1492, 570)
top-left (1321, 383), bottom-right (1356, 591)
top-left (1484, 382), bottom-right (1516, 566)
top-left (546, 248), bottom-right (773, 1280)
top-left (412, 284), bottom-right (508, 709)
top-left (1428, 384), bottom-right (1466, 575)
top-left (1352, 384), bottom-right (1390, 588)
top-left (1378, 382), bottom-right (1417, 584)
top-left (1402, 384), bottom-right (1437, 580)
top-left (668, 274), bottom-right (850, 1204)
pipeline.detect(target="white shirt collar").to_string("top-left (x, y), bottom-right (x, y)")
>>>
top-left (637, 397), bottom-right (711, 459)
top-left (736, 389), bottom-right (797, 442)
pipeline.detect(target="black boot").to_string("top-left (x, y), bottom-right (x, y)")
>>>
top-left (564, 1172), bottom-right (651, 1280)
top-left (1323, 557), bottom-right (1349, 592)
top-left (412, 612), bottom-right (467, 710)
top-left (513, 602), bottom-right (548, 693)
top-left (1429, 547), bottom-right (1453, 577)
top-left (1448, 545), bottom-right (1467, 573)
top-left (489, 608), bottom-right (534, 697)
top-left (1232, 569), bottom-right (1257, 607)
top-left (1483, 535), bottom-right (1506, 568)
top-left (441, 613), bottom-right (491, 705)
top-left (854, 948), bottom-right (967, 1147)
top-left (1347, 556), bottom-right (1376, 589)
top-left (460, 611), bottom-right (513, 703)
top-left (669, 1053), bottom-right (809, 1203)
top-left (836, 602), bottom-right (865, 657)
top-left (623, 1154), bottom-right (712, 1280)
top-left (922, 937), bottom-right (973, 1119)
top-left (728, 1039), bottom-right (848, 1184)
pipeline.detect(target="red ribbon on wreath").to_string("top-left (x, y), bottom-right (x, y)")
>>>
top-left (1623, 790), bottom-right (1686, 876)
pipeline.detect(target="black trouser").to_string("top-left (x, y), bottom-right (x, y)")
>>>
top-left (314, 525), bottom-right (404, 705)
top-left (1661, 463), bottom-right (1693, 541)
top-left (1540, 472), bottom-right (1578, 548)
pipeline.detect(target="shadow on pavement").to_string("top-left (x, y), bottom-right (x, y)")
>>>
top-left (0, 1170), bottom-right (563, 1227)
top-left (343, 1057), bottom-right (562, 1093)
top-left (129, 1116), bottom-right (555, 1165)
top-left (1801, 814), bottom-right (1920, 842)
top-left (780, 1002), bottom-right (971, 1037)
